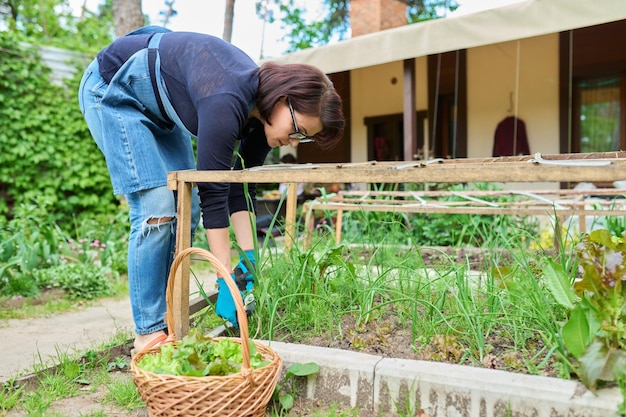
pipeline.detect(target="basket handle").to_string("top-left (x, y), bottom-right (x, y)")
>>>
top-left (165, 247), bottom-right (252, 375)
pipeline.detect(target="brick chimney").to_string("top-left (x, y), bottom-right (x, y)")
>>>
top-left (350, 0), bottom-right (408, 37)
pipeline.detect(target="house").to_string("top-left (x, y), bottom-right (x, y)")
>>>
top-left (38, 45), bottom-right (90, 86)
top-left (269, 0), bottom-right (626, 188)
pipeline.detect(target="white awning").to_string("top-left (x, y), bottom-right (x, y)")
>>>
top-left (266, 0), bottom-right (626, 74)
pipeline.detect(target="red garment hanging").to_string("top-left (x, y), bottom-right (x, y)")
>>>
top-left (492, 116), bottom-right (530, 157)
top-left (374, 136), bottom-right (389, 161)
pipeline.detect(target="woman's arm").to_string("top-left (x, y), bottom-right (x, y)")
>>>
top-left (205, 211), bottom-right (255, 272)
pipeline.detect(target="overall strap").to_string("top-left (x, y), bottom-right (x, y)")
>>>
top-left (147, 33), bottom-right (172, 124)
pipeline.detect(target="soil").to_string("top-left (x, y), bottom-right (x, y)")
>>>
top-left (271, 246), bottom-right (560, 379)
top-left (0, 288), bottom-right (67, 309)
top-left (3, 246), bottom-right (555, 417)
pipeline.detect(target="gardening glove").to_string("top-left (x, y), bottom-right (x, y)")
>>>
top-left (215, 276), bottom-right (240, 328)
top-left (215, 250), bottom-right (256, 328)
top-left (234, 249), bottom-right (256, 316)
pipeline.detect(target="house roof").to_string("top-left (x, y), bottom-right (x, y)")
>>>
top-left (266, 0), bottom-right (626, 74)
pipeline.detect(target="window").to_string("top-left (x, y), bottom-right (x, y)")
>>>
top-left (575, 76), bottom-right (621, 153)
top-left (559, 20), bottom-right (626, 155)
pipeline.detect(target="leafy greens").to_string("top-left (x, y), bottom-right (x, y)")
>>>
top-left (136, 329), bottom-right (270, 377)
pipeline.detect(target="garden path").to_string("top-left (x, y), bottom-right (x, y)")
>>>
top-left (0, 296), bottom-right (134, 382)
top-left (0, 272), bottom-right (217, 382)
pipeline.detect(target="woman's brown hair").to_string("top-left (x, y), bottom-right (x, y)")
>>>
top-left (256, 62), bottom-right (345, 149)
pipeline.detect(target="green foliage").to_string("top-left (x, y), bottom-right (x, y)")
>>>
top-left (59, 209), bottom-right (130, 276)
top-left (106, 356), bottom-right (129, 372)
top-left (255, 229), bottom-right (574, 380)
top-left (0, 0), bottom-right (113, 53)
top-left (0, 196), bottom-right (128, 299)
top-left (136, 329), bottom-right (269, 377)
top-left (407, 0), bottom-right (459, 23)
top-left (17, 348), bottom-right (95, 414)
top-left (258, 239), bottom-right (361, 342)
top-left (544, 229), bottom-right (626, 390)
top-left (277, 0), bottom-right (345, 54)
top-left (598, 198), bottom-right (626, 237)
top-left (542, 259), bottom-right (580, 310)
top-left (0, 197), bottom-right (64, 296)
top-left (271, 362), bottom-right (320, 413)
top-left (259, 0), bottom-right (459, 54)
top-left (33, 263), bottom-right (113, 300)
top-left (337, 183), bottom-right (539, 248)
top-left (102, 377), bottom-right (144, 411)
top-left (0, 31), bottom-right (119, 225)
top-left (618, 373), bottom-right (626, 416)
top-left (0, 380), bottom-right (23, 413)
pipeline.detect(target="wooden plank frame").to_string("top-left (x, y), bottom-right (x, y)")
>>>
top-left (302, 188), bottom-right (626, 246)
top-left (167, 151), bottom-right (626, 337)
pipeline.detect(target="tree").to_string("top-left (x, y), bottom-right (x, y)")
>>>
top-left (160, 0), bottom-right (177, 27)
top-left (258, 0), bottom-right (348, 54)
top-left (256, 0), bottom-right (458, 54)
top-left (0, 0), bottom-right (114, 52)
top-left (112, 0), bottom-right (144, 37)
top-left (223, 0), bottom-right (235, 42)
top-left (406, 0), bottom-right (458, 22)
top-left (0, 0), bottom-right (84, 39)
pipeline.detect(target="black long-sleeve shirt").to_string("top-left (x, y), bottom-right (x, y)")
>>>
top-left (97, 30), bottom-right (271, 228)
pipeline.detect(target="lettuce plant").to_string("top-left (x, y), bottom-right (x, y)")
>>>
top-left (544, 229), bottom-right (626, 390)
top-left (136, 329), bottom-right (269, 377)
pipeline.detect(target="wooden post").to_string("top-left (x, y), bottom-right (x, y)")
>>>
top-left (335, 209), bottom-right (344, 244)
top-left (172, 177), bottom-right (192, 339)
top-left (579, 214), bottom-right (587, 235)
top-left (284, 182), bottom-right (298, 251)
top-left (302, 201), bottom-right (315, 249)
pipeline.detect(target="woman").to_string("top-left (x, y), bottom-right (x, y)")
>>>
top-left (78, 26), bottom-right (344, 353)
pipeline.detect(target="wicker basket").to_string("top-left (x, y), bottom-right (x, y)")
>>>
top-left (130, 247), bottom-right (282, 417)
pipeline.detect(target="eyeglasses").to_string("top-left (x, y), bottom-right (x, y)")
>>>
top-left (287, 98), bottom-right (316, 143)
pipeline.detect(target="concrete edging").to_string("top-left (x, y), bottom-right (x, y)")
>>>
top-left (265, 340), bottom-right (622, 417)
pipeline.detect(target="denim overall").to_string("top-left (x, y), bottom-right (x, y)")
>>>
top-left (78, 31), bottom-right (201, 335)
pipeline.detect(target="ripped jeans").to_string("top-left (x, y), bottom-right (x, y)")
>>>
top-left (125, 186), bottom-right (200, 335)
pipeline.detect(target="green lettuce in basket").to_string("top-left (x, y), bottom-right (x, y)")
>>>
top-left (136, 329), bottom-right (270, 377)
